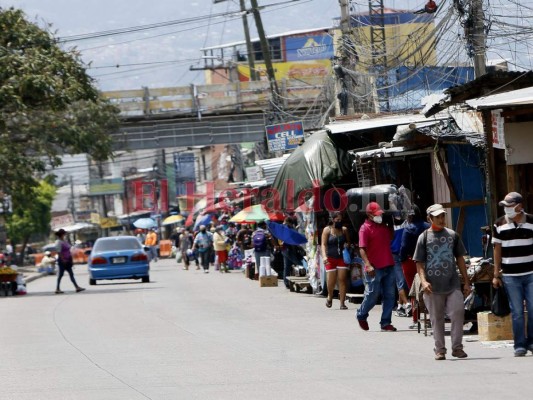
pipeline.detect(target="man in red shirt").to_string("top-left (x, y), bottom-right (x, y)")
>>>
top-left (356, 202), bottom-right (397, 331)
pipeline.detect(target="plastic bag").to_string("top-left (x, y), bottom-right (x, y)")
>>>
top-left (342, 248), bottom-right (352, 265)
top-left (491, 286), bottom-right (511, 317)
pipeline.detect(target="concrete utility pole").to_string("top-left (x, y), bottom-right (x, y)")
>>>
top-left (240, 0), bottom-right (257, 81)
top-left (249, 0), bottom-right (281, 110)
top-left (69, 176), bottom-right (76, 221)
top-left (471, 0), bottom-right (487, 78)
top-left (335, 0), bottom-right (357, 116)
top-left (369, 0), bottom-right (390, 112)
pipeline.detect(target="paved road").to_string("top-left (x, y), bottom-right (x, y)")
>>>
top-left (1, 258), bottom-right (531, 400)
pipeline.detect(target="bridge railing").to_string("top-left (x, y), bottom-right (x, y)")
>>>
top-left (102, 76), bottom-right (334, 117)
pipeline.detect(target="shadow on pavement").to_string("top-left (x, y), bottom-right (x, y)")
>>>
top-left (24, 285), bottom-right (162, 297)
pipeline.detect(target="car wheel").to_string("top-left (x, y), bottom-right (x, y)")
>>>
top-left (89, 279), bottom-right (97, 285)
top-left (142, 276), bottom-right (150, 283)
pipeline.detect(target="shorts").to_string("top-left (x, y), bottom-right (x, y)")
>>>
top-left (216, 250), bottom-right (228, 264)
top-left (325, 257), bottom-right (348, 271)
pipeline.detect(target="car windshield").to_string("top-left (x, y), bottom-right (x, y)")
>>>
top-left (93, 238), bottom-right (142, 252)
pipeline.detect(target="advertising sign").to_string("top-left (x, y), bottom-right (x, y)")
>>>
top-left (51, 213), bottom-right (75, 231)
top-left (265, 122), bottom-right (304, 153)
top-left (237, 60), bottom-right (331, 81)
top-left (491, 109), bottom-right (505, 149)
top-left (285, 35), bottom-right (334, 62)
top-left (89, 178), bottom-right (124, 196)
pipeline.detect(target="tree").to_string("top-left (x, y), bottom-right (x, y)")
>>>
top-left (0, 7), bottom-right (120, 196)
top-left (5, 179), bottom-right (56, 263)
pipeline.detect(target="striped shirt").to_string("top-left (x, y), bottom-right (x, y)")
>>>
top-left (492, 213), bottom-right (533, 276)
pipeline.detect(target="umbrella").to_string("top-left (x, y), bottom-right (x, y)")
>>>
top-left (193, 214), bottom-right (212, 230)
top-left (184, 213), bottom-right (194, 227)
top-left (229, 204), bottom-right (284, 224)
top-left (266, 221), bottom-right (307, 245)
top-left (133, 218), bottom-right (157, 229)
top-left (162, 215), bottom-right (184, 226)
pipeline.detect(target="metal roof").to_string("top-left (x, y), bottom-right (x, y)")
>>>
top-left (325, 114), bottom-right (448, 134)
top-left (466, 86), bottom-right (533, 109)
top-left (255, 154), bottom-right (291, 185)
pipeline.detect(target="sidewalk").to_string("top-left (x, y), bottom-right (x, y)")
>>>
top-left (17, 265), bottom-right (49, 283)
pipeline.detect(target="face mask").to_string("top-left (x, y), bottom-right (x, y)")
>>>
top-left (504, 206), bottom-right (518, 219)
top-left (431, 223), bottom-right (444, 232)
top-left (334, 221), bottom-right (343, 229)
top-left (200, 229), bottom-right (206, 233)
top-left (373, 216), bottom-right (383, 224)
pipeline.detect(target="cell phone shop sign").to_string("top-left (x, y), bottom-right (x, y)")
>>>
top-left (266, 121), bottom-right (304, 152)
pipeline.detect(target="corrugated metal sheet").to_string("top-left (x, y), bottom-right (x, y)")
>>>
top-left (325, 114), bottom-right (447, 134)
top-left (255, 154), bottom-right (291, 185)
top-left (466, 86), bottom-right (533, 109)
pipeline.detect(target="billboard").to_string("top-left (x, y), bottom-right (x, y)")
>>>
top-left (285, 34), bottom-right (334, 62)
top-left (237, 60), bottom-right (331, 82)
top-left (265, 121), bottom-right (304, 153)
top-left (89, 178), bottom-right (124, 196)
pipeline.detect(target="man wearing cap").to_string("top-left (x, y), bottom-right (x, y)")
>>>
top-left (492, 192), bottom-right (533, 357)
top-left (413, 204), bottom-right (470, 360)
top-left (356, 202), bottom-right (397, 332)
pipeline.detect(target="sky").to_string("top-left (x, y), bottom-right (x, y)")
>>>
top-left (0, 0), bottom-right (345, 91)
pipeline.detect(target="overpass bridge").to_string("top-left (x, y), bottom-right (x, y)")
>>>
top-left (103, 76), bottom-right (335, 151)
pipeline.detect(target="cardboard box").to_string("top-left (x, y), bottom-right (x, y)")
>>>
top-left (259, 275), bottom-right (278, 287)
top-left (477, 311), bottom-right (513, 341)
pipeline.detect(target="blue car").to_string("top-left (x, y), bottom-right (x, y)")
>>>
top-left (87, 236), bottom-right (150, 285)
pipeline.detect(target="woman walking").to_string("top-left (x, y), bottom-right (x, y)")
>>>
top-left (321, 212), bottom-right (350, 310)
top-left (54, 229), bottom-right (85, 294)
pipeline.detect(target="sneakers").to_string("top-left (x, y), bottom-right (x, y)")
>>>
top-left (204, 269), bottom-right (209, 274)
top-left (408, 322), bottom-right (419, 330)
top-left (514, 348), bottom-right (527, 357)
top-left (405, 303), bottom-right (413, 317)
top-left (381, 324), bottom-right (397, 332)
top-left (76, 287), bottom-right (85, 293)
top-left (357, 319), bottom-right (369, 331)
top-left (55, 290), bottom-right (64, 294)
top-left (435, 353), bottom-right (446, 361)
top-left (395, 305), bottom-right (407, 317)
top-left (451, 349), bottom-right (468, 358)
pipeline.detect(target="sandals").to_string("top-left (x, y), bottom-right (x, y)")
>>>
top-left (325, 299), bottom-right (332, 308)
top-left (340, 304), bottom-right (348, 310)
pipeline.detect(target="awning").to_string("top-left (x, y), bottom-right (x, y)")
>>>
top-left (325, 114), bottom-right (448, 134)
top-left (466, 86), bottom-right (533, 109)
top-left (60, 222), bottom-right (99, 233)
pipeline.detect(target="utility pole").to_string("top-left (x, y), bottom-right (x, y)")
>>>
top-left (369, 0), bottom-right (390, 112)
top-left (69, 176), bottom-right (76, 221)
top-left (240, 0), bottom-right (257, 81)
top-left (471, 0), bottom-right (486, 78)
top-left (334, 0), bottom-right (357, 116)
top-left (250, 0), bottom-right (281, 111)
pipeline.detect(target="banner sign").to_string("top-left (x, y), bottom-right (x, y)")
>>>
top-left (89, 178), bottom-right (124, 196)
top-left (285, 34), bottom-right (333, 62)
top-left (51, 213), bottom-right (75, 231)
top-left (491, 109), bottom-right (505, 149)
top-left (266, 121), bottom-right (305, 152)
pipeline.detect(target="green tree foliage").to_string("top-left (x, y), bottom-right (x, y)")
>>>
top-left (6, 179), bottom-right (56, 262)
top-left (0, 7), bottom-right (120, 196)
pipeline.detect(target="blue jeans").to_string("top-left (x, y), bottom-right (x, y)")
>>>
top-left (393, 253), bottom-right (408, 292)
top-left (357, 265), bottom-right (396, 328)
top-left (282, 248), bottom-right (301, 288)
top-left (502, 273), bottom-right (533, 351)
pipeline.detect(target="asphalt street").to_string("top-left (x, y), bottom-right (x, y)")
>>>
top-left (1, 257), bottom-right (531, 400)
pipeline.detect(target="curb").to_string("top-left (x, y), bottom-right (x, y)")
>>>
top-left (24, 272), bottom-right (49, 283)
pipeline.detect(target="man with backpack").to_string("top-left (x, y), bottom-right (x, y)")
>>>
top-left (252, 221), bottom-right (275, 275)
top-left (192, 225), bottom-right (214, 273)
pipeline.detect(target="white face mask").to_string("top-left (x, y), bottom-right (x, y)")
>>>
top-left (373, 216), bottom-right (383, 224)
top-left (504, 206), bottom-right (518, 219)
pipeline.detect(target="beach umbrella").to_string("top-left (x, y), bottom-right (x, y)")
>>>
top-left (133, 218), bottom-right (157, 229)
top-left (193, 214), bottom-right (212, 230)
top-left (162, 215), bottom-right (185, 226)
top-left (229, 204), bottom-right (282, 224)
top-left (266, 221), bottom-right (307, 245)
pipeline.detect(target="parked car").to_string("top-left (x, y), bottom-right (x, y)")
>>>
top-left (87, 236), bottom-right (150, 285)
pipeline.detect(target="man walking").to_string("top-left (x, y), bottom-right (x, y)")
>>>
top-left (413, 204), bottom-right (471, 360)
top-left (356, 202), bottom-right (397, 332)
top-left (192, 225), bottom-right (214, 273)
top-left (144, 228), bottom-right (158, 262)
top-left (492, 192), bottom-right (533, 357)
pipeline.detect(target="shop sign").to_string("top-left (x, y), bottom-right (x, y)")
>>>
top-left (266, 121), bottom-right (304, 153)
top-left (99, 217), bottom-right (120, 228)
top-left (491, 109), bottom-right (505, 149)
top-left (51, 213), bottom-right (74, 231)
top-left (89, 178), bottom-right (124, 196)
top-left (90, 213), bottom-right (101, 224)
top-left (246, 166), bottom-right (262, 182)
top-left (285, 34), bottom-right (333, 62)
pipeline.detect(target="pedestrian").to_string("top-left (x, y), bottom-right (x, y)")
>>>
top-left (213, 226), bottom-right (229, 273)
top-left (400, 205), bottom-right (430, 329)
top-left (413, 204), bottom-right (471, 360)
top-left (192, 225), bottom-right (214, 273)
top-left (236, 223), bottom-right (253, 253)
top-left (356, 202), bottom-right (397, 331)
top-left (144, 228), bottom-right (158, 262)
top-left (492, 192), bottom-right (533, 357)
top-left (391, 220), bottom-right (410, 317)
top-left (281, 217), bottom-right (303, 289)
top-left (321, 211), bottom-right (350, 310)
top-left (54, 229), bottom-right (85, 294)
top-left (252, 221), bottom-right (276, 275)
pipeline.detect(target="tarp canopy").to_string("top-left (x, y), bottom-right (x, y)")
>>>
top-left (271, 130), bottom-right (353, 210)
